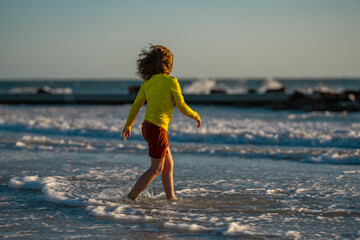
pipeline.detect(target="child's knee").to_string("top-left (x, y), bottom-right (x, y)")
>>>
top-left (150, 165), bottom-right (163, 176)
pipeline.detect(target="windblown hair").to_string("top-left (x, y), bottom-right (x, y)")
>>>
top-left (136, 44), bottom-right (174, 80)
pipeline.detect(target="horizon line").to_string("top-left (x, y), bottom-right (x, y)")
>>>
top-left (1, 76), bottom-right (360, 81)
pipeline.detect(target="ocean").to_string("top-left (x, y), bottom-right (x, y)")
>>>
top-left (1, 78), bottom-right (360, 239)
top-left (2, 77), bottom-right (360, 95)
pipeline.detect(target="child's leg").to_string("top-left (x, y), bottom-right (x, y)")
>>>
top-left (128, 157), bottom-right (165, 201)
top-left (162, 147), bottom-right (177, 200)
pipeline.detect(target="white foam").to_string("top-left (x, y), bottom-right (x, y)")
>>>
top-left (175, 187), bottom-right (216, 197)
top-left (212, 179), bottom-right (226, 185)
top-left (266, 189), bottom-right (284, 194)
top-left (295, 188), bottom-right (307, 194)
top-left (222, 189), bottom-right (236, 194)
top-left (38, 145), bottom-right (54, 150)
top-left (209, 217), bottom-right (220, 223)
top-left (9, 176), bottom-right (48, 190)
top-left (224, 222), bottom-right (255, 236)
top-left (314, 83), bottom-right (344, 94)
top-left (285, 230), bottom-right (302, 239)
top-left (64, 234), bottom-right (92, 239)
top-left (8, 176), bottom-right (83, 206)
top-left (3, 233), bottom-right (33, 238)
top-left (15, 141), bottom-right (26, 147)
top-left (245, 188), bottom-right (266, 191)
top-left (343, 170), bottom-right (360, 174)
top-left (305, 150), bottom-right (360, 164)
top-left (86, 205), bottom-right (154, 223)
top-left (7, 172), bottom-right (161, 222)
top-left (163, 222), bottom-right (211, 232)
top-left (224, 217), bottom-right (234, 222)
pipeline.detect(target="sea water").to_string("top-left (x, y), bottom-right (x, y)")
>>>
top-left (1, 104), bottom-right (359, 239)
top-left (2, 78), bottom-right (360, 95)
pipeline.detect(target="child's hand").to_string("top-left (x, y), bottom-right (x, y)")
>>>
top-left (196, 118), bottom-right (201, 128)
top-left (122, 129), bottom-right (131, 141)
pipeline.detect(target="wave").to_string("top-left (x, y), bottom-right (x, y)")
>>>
top-left (1, 105), bottom-right (360, 164)
top-left (7, 166), bottom-right (360, 238)
top-left (1, 117), bottom-right (360, 150)
top-left (8, 135), bottom-right (360, 165)
top-left (6, 174), bottom-right (252, 236)
top-left (183, 78), bottom-right (216, 94)
top-left (6, 174), bottom-right (260, 237)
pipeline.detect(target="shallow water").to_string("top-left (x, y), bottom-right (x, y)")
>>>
top-left (1, 150), bottom-right (360, 239)
top-left (1, 105), bottom-right (360, 239)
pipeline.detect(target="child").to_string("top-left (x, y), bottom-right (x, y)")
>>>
top-left (122, 44), bottom-right (201, 201)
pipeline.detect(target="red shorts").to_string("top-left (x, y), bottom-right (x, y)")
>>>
top-left (142, 120), bottom-right (169, 158)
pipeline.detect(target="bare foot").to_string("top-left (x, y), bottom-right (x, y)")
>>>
top-left (168, 197), bottom-right (178, 201)
top-left (127, 194), bottom-right (136, 202)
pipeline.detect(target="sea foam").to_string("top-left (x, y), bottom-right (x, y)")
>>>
top-left (224, 222), bottom-right (256, 236)
top-left (8, 176), bottom-right (83, 206)
top-left (2, 105), bottom-right (360, 151)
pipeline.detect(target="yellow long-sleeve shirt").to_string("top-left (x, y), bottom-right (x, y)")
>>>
top-left (124, 74), bottom-right (200, 131)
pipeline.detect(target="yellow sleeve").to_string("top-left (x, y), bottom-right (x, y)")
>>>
top-left (171, 78), bottom-right (200, 121)
top-left (124, 85), bottom-right (146, 130)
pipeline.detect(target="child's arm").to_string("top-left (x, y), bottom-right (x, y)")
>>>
top-left (170, 78), bottom-right (201, 127)
top-left (122, 86), bottom-right (146, 141)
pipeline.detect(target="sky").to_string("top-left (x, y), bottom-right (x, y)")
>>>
top-left (0, 0), bottom-right (359, 79)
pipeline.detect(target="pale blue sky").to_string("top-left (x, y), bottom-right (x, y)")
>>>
top-left (1, 0), bottom-right (359, 79)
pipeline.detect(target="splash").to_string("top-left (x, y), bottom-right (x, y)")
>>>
top-left (183, 78), bottom-right (216, 94)
top-left (258, 76), bottom-right (284, 93)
